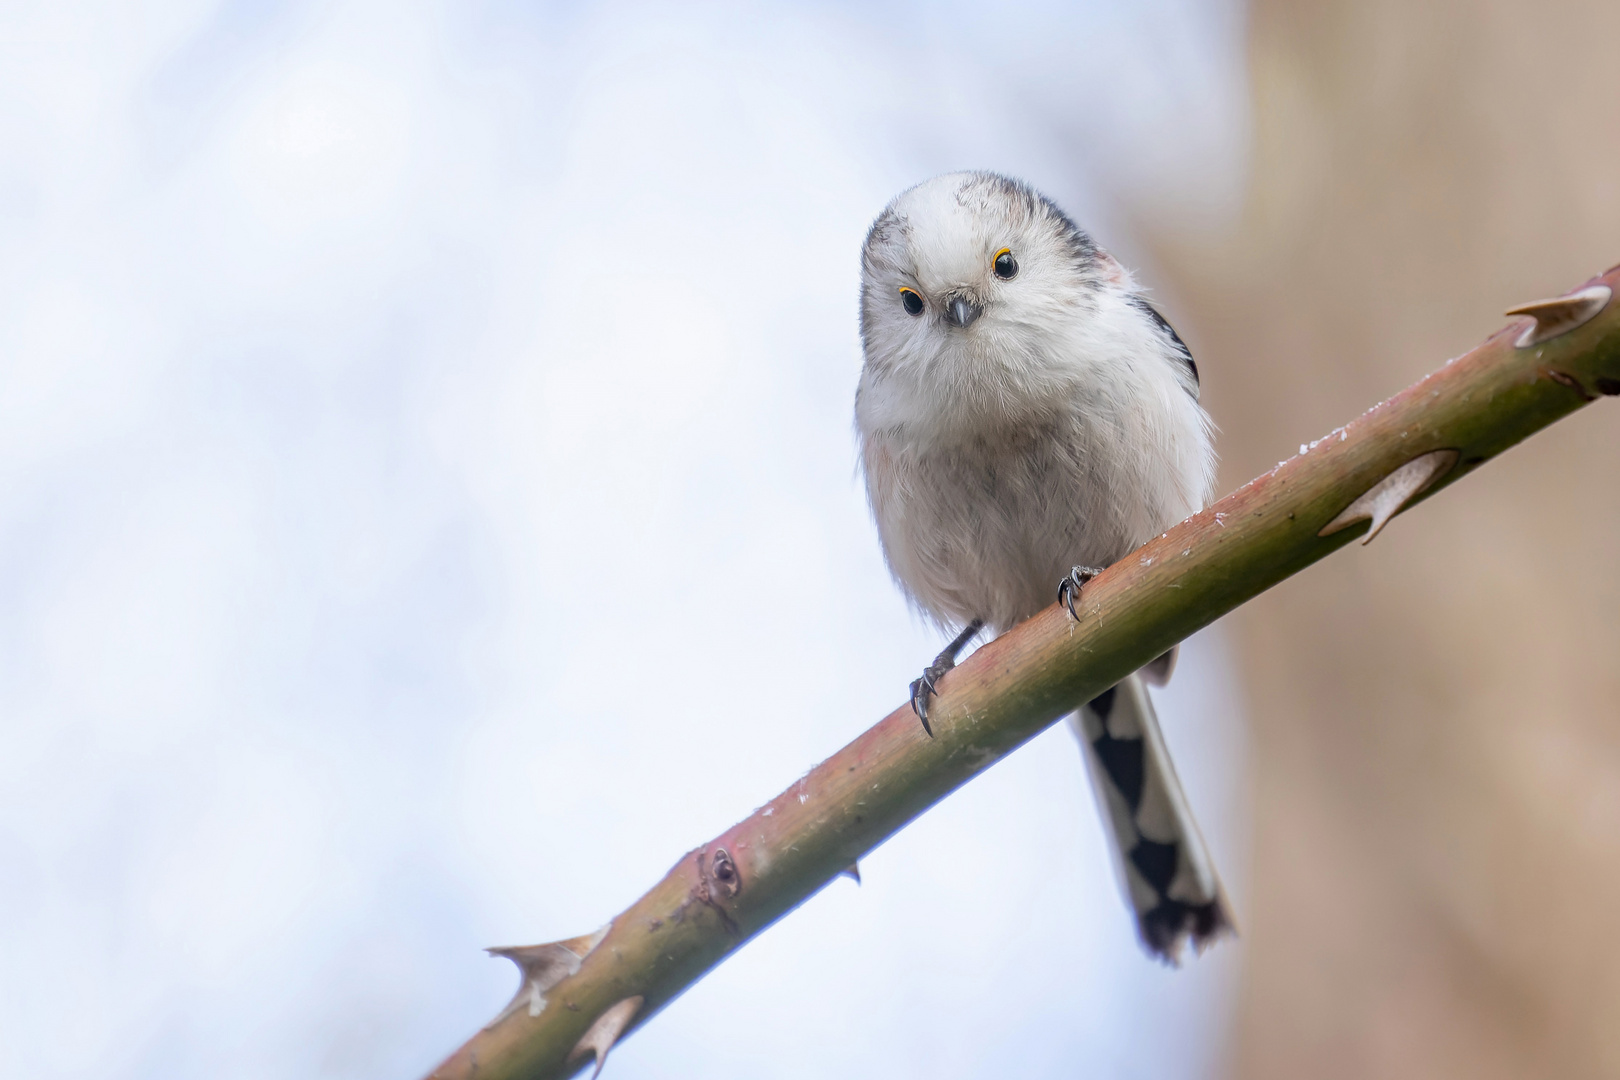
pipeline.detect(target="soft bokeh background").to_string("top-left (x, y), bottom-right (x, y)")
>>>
top-left (1142, 3), bottom-right (1620, 1077)
top-left (0, 3), bottom-right (1252, 1078)
top-left (8, 2), bottom-right (1619, 1078)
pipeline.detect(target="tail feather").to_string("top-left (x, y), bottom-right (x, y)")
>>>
top-left (1069, 668), bottom-right (1233, 962)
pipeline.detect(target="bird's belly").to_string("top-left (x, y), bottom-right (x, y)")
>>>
top-left (868, 417), bottom-right (1196, 633)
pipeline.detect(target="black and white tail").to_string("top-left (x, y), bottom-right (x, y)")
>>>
top-left (1069, 663), bottom-right (1233, 962)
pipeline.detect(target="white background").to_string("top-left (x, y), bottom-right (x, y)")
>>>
top-left (0, 2), bottom-right (1252, 1076)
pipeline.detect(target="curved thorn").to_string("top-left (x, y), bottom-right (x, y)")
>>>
top-left (567, 995), bottom-right (644, 1079)
top-left (484, 925), bottom-right (612, 1027)
top-left (1505, 284), bottom-right (1611, 347)
top-left (1319, 449), bottom-right (1459, 544)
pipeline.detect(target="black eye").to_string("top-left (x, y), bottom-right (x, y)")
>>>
top-left (993, 248), bottom-right (1018, 279)
top-left (899, 287), bottom-right (924, 316)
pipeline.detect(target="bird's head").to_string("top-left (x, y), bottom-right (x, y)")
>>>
top-left (858, 171), bottom-right (1111, 389)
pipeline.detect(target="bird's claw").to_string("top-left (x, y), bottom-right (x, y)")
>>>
top-left (1058, 566), bottom-right (1104, 621)
top-left (909, 664), bottom-right (949, 738)
top-left (906, 618), bottom-right (984, 739)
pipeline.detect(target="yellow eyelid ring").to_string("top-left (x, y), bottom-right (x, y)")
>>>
top-left (898, 286), bottom-right (925, 316)
top-left (992, 247), bottom-right (1019, 279)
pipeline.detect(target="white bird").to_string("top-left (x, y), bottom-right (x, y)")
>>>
top-left (855, 171), bottom-right (1232, 961)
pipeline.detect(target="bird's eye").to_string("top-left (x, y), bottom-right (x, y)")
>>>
top-left (899, 287), bottom-right (924, 316)
top-left (993, 248), bottom-right (1018, 279)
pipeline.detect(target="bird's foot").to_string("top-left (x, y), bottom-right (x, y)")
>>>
top-left (908, 618), bottom-right (985, 738)
top-left (909, 657), bottom-right (956, 738)
top-left (1058, 566), bottom-right (1105, 621)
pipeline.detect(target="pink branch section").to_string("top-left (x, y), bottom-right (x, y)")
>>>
top-left (426, 266), bottom-right (1620, 1080)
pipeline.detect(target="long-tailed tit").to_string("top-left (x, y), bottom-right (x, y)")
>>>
top-left (855, 172), bottom-right (1231, 961)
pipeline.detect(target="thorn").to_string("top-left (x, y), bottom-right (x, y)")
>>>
top-left (1141, 647), bottom-right (1178, 687)
top-left (841, 861), bottom-right (861, 885)
top-left (1319, 449), bottom-right (1459, 544)
top-left (568, 995), bottom-right (644, 1079)
top-left (485, 925), bottom-right (611, 1026)
top-left (1505, 284), bottom-right (1611, 347)
top-left (1546, 369), bottom-right (1595, 401)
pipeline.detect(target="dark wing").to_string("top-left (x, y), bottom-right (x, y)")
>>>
top-left (1130, 296), bottom-right (1199, 396)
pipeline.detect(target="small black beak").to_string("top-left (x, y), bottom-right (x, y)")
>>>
top-left (945, 296), bottom-right (983, 329)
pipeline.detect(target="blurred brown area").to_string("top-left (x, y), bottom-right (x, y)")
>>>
top-left (1137, 3), bottom-right (1620, 1077)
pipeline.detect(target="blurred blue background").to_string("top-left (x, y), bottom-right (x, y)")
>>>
top-left (0, 3), bottom-right (1251, 1076)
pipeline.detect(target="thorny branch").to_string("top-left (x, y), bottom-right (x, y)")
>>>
top-left (424, 267), bottom-right (1620, 1080)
